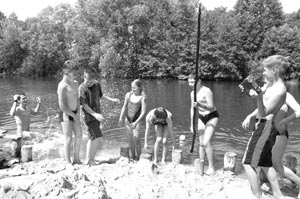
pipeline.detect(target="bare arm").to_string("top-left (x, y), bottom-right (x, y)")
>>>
top-left (9, 102), bottom-right (18, 116)
top-left (167, 113), bottom-right (175, 148)
top-left (102, 95), bottom-right (120, 103)
top-left (190, 91), bottom-right (194, 130)
top-left (281, 92), bottom-right (300, 124)
top-left (119, 93), bottom-right (130, 125)
top-left (144, 113), bottom-right (151, 149)
top-left (32, 97), bottom-right (41, 115)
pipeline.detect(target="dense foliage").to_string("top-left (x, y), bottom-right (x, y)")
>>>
top-left (0, 0), bottom-right (300, 80)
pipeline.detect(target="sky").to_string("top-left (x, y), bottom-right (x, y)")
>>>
top-left (0, 0), bottom-right (299, 21)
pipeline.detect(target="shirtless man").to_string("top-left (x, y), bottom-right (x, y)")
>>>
top-left (240, 55), bottom-right (289, 199)
top-left (189, 75), bottom-right (219, 175)
top-left (57, 60), bottom-right (82, 164)
top-left (144, 107), bottom-right (175, 165)
top-left (9, 93), bottom-right (41, 158)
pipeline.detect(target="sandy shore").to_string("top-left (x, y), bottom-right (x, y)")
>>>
top-left (0, 129), bottom-right (298, 199)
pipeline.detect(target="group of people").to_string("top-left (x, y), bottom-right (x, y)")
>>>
top-left (9, 55), bottom-right (300, 198)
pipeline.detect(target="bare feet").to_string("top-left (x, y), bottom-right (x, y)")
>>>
top-left (205, 168), bottom-right (215, 176)
top-left (72, 160), bottom-right (82, 165)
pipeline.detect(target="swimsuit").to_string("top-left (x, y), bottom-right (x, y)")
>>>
top-left (243, 120), bottom-right (278, 167)
top-left (198, 110), bottom-right (219, 125)
top-left (126, 93), bottom-right (142, 123)
top-left (255, 118), bottom-right (288, 138)
top-left (59, 109), bottom-right (78, 122)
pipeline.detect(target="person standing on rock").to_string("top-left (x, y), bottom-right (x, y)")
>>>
top-left (240, 55), bottom-right (289, 199)
top-left (79, 67), bottom-right (120, 165)
top-left (57, 60), bottom-right (82, 165)
top-left (119, 79), bottom-right (147, 161)
top-left (144, 107), bottom-right (175, 165)
top-left (188, 74), bottom-right (219, 175)
top-left (9, 93), bottom-right (42, 159)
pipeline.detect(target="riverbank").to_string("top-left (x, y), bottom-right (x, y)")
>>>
top-left (0, 129), bottom-right (298, 199)
top-left (0, 156), bottom-right (298, 199)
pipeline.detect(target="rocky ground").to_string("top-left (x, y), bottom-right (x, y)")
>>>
top-left (0, 129), bottom-right (299, 199)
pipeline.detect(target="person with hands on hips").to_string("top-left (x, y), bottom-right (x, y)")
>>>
top-left (79, 67), bottom-right (120, 166)
top-left (144, 107), bottom-right (175, 165)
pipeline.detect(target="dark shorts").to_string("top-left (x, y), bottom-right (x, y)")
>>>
top-left (243, 120), bottom-right (278, 167)
top-left (199, 110), bottom-right (219, 125)
top-left (86, 120), bottom-right (102, 140)
top-left (59, 109), bottom-right (78, 122)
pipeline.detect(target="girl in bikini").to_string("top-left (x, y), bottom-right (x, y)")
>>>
top-left (119, 79), bottom-right (147, 160)
top-left (189, 74), bottom-right (219, 175)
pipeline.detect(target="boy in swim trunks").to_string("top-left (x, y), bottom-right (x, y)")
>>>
top-left (57, 60), bottom-right (82, 164)
top-left (119, 79), bottom-right (147, 160)
top-left (240, 55), bottom-right (289, 199)
top-left (189, 74), bottom-right (219, 175)
top-left (79, 67), bottom-right (120, 165)
top-left (144, 107), bottom-right (175, 165)
top-left (9, 93), bottom-right (42, 159)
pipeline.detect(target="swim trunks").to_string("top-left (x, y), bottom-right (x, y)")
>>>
top-left (151, 108), bottom-right (169, 126)
top-left (254, 118), bottom-right (288, 138)
top-left (198, 110), bottom-right (219, 125)
top-left (243, 120), bottom-right (278, 167)
top-left (59, 109), bottom-right (78, 122)
top-left (86, 120), bottom-right (102, 140)
top-left (126, 93), bottom-right (142, 123)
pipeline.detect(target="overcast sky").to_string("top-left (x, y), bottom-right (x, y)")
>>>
top-left (0, 0), bottom-right (299, 21)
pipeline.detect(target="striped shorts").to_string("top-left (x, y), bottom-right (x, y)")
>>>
top-left (242, 120), bottom-right (278, 167)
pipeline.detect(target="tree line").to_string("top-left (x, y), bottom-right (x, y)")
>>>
top-left (0, 0), bottom-right (300, 81)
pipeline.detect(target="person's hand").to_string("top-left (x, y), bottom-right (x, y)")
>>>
top-left (130, 122), bottom-right (137, 129)
top-left (144, 143), bottom-right (148, 151)
top-left (190, 126), bottom-right (194, 133)
top-left (192, 102), bottom-right (198, 108)
top-left (93, 113), bottom-right (105, 122)
top-left (277, 120), bottom-right (287, 134)
top-left (114, 98), bottom-right (120, 104)
top-left (242, 115), bottom-right (251, 129)
top-left (13, 94), bottom-right (20, 101)
top-left (36, 97), bottom-right (42, 104)
top-left (239, 84), bottom-right (245, 92)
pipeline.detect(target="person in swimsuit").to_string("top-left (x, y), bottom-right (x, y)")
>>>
top-left (9, 93), bottom-right (41, 159)
top-left (119, 79), bottom-right (146, 160)
top-left (80, 67), bottom-right (120, 165)
top-left (144, 107), bottom-right (175, 165)
top-left (243, 90), bottom-right (300, 198)
top-left (240, 55), bottom-right (289, 199)
top-left (57, 60), bottom-right (82, 164)
top-left (189, 74), bottom-right (219, 175)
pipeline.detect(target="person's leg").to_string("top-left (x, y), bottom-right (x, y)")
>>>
top-left (154, 125), bottom-right (163, 165)
top-left (125, 120), bottom-right (135, 160)
top-left (161, 125), bottom-right (170, 165)
top-left (198, 119), bottom-right (206, 165)
top-left (243, 164), bottom-right (262, 198)
top-left (133, 123), bottom-right (141, 160)
top-left (61, 121), bottom-right (73, 163)
top-left (203, 117), bottom-right (218, 174)
top-left (273, 136), bottom-right (300, 197)
top-left (262, 167), bottom-right (283, 199)
top-left (72, 121), bottom-right (82, 164)
top-left (85, 138), bottom-right (93, 164)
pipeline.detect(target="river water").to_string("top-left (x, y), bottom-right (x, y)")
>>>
top-left (1, 76), bottom-right (300, 172)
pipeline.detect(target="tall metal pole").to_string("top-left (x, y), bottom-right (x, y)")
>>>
top-left (190, 3), bottom-right (201, 153)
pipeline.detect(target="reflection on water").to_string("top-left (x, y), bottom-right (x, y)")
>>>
top-left (1, 77), bottom-right (300, 172)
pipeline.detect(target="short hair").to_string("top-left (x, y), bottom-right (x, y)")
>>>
top-left (262, 55), bottom-right (289, 78)
top-left (154, 107), bottom-right (167, 120)
top-left (62, 60), bottom-right (78, 74)
top-left (83, 67), bottom-right (98, 78)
